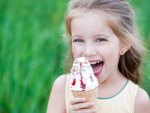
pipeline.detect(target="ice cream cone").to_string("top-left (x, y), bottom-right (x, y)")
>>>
top-left (72, 87), bottom-right (98, 102)
top-left (69, 57), bottom-right (99, 104)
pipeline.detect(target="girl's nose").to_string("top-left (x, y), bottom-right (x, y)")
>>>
top-left (84, 45), bottom-right (96, 57)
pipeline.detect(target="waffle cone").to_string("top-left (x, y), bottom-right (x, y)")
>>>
top-left (72, 87), bottom-right (98, 102)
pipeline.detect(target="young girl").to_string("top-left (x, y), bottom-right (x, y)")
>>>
top-left (47, 0), bottom-right (150, 113)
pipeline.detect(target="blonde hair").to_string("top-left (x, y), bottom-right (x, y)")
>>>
top-left (64, 0), bottom-right (145, 84)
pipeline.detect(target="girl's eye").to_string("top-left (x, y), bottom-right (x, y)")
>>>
top-left (96, 38), bottom-right (107, 42)
top-left (73, 39), bottom-right (84, 42)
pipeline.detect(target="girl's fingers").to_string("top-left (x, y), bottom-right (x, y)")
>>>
top-left (70, 98), bottom-right (86, 105)
top-left (69, 107), bottom-right (97, 113)
top-left (72, 101), bottom-right (96, 110)
top-left (69, 98), bottom-right (97, 113)
top-left (79, 108), bottom-right (97, 113)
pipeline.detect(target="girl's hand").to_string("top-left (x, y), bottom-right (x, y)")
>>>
top-left (69, 98), bottom-right (97, 113)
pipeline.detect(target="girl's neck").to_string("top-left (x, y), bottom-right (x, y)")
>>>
top-left (98, 71), bottom-right (128, 98)
top-left (101, 70), bottom-right (127, 86)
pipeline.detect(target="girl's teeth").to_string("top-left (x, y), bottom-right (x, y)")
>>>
top-left (90, 61), bottom-right (101, 65)
top-left (91, 62), bottom-right (96, 65)
top-left (96, 61), bottom-right (100, 64)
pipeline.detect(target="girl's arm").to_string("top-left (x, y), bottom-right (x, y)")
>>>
top-left (134, 88), bottom-right (150, 113)
top-left (46, 75), bottom-right (66, 113)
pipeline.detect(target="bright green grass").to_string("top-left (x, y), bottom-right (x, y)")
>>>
top-left (0, 0), bottom-right (150, 113)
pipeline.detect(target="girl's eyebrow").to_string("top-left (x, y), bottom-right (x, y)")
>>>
top-left (72, 34), bottom-right (110, 38)
top-left (94, 34), bottom-right (109, 38)
top-left (72, 35), bottom-right (83, 38)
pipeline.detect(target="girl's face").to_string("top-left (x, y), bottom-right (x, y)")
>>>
top-left (71, 12), bottom-right (123, 83)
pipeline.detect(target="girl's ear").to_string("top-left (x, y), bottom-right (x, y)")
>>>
top-left (119, 40), bottom-right (131, 55)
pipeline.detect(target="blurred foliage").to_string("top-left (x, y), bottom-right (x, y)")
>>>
top-left (129, 0), bottom-right (150, 95)
top-left (0, 0), bottom-right (68, 113)
top-left (0, 0), bottom-right (150, 113)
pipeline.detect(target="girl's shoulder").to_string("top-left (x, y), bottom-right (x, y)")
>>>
top-left (135, 87), bottom-right (149, 103)
top-left (134, 87), bottom-right (150, 113)
top-left (46, 74), bottom-right (70, 113)
top-left (53, 74), bottom-right (70, 87)
top-left (128, 80), bottom-right (149, 104)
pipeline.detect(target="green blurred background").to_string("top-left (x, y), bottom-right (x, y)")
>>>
top-left (0, 0), bottom-right (150, 113)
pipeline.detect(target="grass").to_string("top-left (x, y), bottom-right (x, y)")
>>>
top-left (0, 0), bottom-right (150, 113)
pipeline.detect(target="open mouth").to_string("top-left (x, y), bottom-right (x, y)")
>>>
top-left (90, 61), bottom-right (104, 76)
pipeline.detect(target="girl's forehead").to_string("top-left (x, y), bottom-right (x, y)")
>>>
top-left (71, 11), bottom-right (115, 36)
top-left (71, 9), bottom-right (117, 21)
top-left (71, 10), bottom-right (118, 30)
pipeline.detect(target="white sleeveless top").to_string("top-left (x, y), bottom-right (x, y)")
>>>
top-left (65, 75), bottom-right (139, 113)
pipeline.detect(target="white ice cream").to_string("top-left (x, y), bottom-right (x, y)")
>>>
top-left (69, 57), bottom-right (99, 91)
